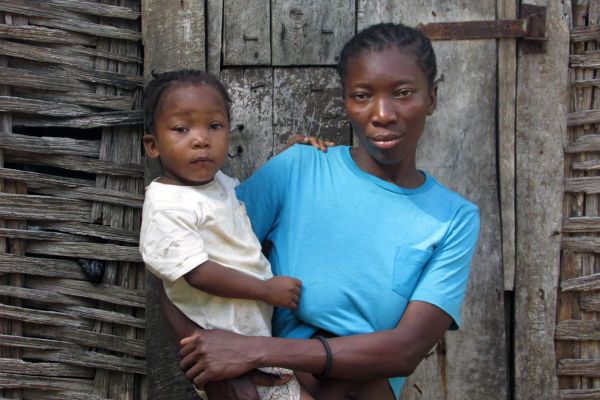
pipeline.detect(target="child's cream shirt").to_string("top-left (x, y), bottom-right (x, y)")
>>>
top-left (140, 171), bottom-right (273, 336)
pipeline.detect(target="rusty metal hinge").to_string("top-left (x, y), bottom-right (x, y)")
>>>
top-left (416, 4), bottom-right (547, 54)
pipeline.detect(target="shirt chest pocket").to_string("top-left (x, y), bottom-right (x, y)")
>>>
top-left (392, 247), bottom-right (433, 298)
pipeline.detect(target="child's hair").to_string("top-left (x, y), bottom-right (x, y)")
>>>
top-left (337, 23), bottom-right (437, 89)
top-left (143, 69), bottom-right (232, 134)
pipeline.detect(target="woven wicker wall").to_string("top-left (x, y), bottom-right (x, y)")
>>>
top-left (556, 1), bottom-right (600, 398)
top-left (0, 1), bottom-right (145, 399)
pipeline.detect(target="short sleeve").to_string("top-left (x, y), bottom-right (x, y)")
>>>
top-left (410, 205), bottom-right (480, 330)
top-left (140, 209), bottom-right (209, 282)
top-left (236, 145), bottom-right (298, 241)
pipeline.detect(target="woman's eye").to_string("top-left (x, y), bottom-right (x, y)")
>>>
top-left (396, 89), bottom-right (414, 98)
top-left (352, 93), bottom-right (368, 101)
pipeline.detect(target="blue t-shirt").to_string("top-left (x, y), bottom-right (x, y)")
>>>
top-left (236, 145), bottom-right (480, 398)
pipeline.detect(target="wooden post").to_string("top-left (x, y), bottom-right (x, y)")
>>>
top-left (142, 1), bottom-right (206, 399)
top-left (513, 0), bottom-right (568, 398)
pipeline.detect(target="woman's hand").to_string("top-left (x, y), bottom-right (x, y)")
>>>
top-left (180, 329), bottom-right (262, 389)
top-left (285, 134), bottom-right (335, 152)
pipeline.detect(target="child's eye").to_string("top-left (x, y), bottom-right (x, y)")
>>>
top-left (172, 126), bottom-right (188, 133)
top-left (209, 122), bottom-right (224, 130)
top-left (396, 89), bottom-right (414, 98)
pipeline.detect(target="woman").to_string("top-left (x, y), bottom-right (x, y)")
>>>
top-left (163, 22), bottom-right (480, 400)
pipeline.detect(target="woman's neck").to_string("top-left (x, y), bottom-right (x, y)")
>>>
top-left (350, 147), bottom-right (424, 189)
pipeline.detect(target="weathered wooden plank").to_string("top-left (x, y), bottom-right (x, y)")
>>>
top-left (43, 0), bottom-right (141, 20)
top-left (27, 278), bottom-right (145, 309)
top-left (571, 24), bottom-right (600, 41)
top-left (0, 284), bottom-right (83, 306)
top-left (70, 46), bottom-right (142, 65)
top-left (560, 388), bottom-right (600, 399)
top-left (223, 0), bottom-right (270, 65)
top-left (19, 91), bottom-right (135, 111)
top-left (0, 333), bottom-right (72, 351)
top-left (25, 348), bottom-right (145, 375)
top-left (514, 1), bottom-right (567, 398)
top-left (60, 66), bottom-right (143, 90)
top-left (142, 0), bottom-right (205, 77)
top-left (565, 177), bottom-right (600, 193)
top-left (0, 359), bottom-right (92, 378)
top-left (0, 254), bottom-right (85, 280)
top-left (13, 110), bottom-right (143, 129)
top-left (561, 272), bottom-right (600, 291)
top-left (558, 358), bottom-right (600, 377)
top-left (573, 78), bottom-right (600, 88)
top-left (35, 221), bottom-right (139, 244)
top-left (0, 40), bottom-right (92, 68)
top-left (498, 0), bottom-right (517, 291)
top-left (0, 167), bottom-right (93, 188)
top-left (25, 325), bottom-right (145, 358)
top-left (5, 151), bottom-right (144, 178)
top-left (273, 68), bottom-right (350, 153)
top-left (19, 390), bottom-right (109, 400)
top-left (33, 187), bottom-right (144, 209)
top-left (581, 293), bottom-right (600, 312)
top-left (0, 373), bottom-right (94, 392)
top-left (206, 0), bottom-right (223, 74)
top-left (562, 216), bottom-right (600, 233)
top-left (562, 237), bottom-right (600, 253)
top-left (571, 52), bottom-right (600, 68)
top-left (0, 193), bottom-right (91, 222)
top-left (556, 320), bottom-right (600, 341)
top-left (0, 24), bottom-right (94, 45)
top-left (272, 0), bottom-right (354, 65)
top-left (59, 306), bottom-right (145, 329)
top-left (568, 110), bottom-right (600, 126)
top-left (28, 17), bottom-right (141, 42)
top-left (0, 303), bottom-right (86, 329)
top-left (358, 2), bottom-right (504, 400)
top-left (565, 134), bottom-right (600, 153)
top-left (220, 68), bottom-right (274, 180)
top-left (0, 228), bottom-right (87, 242)
top-left (0, 96), bottom-right (93, 117)
top-left (0, 0), bottom-right (96, 20)
top-left (0, 67), bottom-right (85, 92)
top-left (572, 159), bottom-right (600, 171)
top-left (26, 241), bottom-right (142, 262)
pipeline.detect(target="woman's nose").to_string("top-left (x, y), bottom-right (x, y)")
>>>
top-left (371, 96), bottom-right (397, 126)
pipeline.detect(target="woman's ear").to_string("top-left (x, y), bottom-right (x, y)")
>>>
top-left (143, 133), bottom-right (160, 158)
top-left (427, 84), bottom-right (438, 116)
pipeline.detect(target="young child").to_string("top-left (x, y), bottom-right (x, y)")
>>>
top-left (139, 70), bottom-right (313, 400)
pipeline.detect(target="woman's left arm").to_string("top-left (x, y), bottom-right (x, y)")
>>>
top-left (180, 300), bottom-right (451, 388)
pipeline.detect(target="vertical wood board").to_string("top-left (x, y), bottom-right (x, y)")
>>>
top-left (273, 68), bottom-right (350, 153)
top-left (223, 0), bottom-right (270, 65)
top-left (220, 68), bottom-right (274, 181)
top-left (271, 0), bottom-right (355, 65)
top-left (514, 0), bottom-right (568, 399)
top-left (207, 0), bottom-right (223, 74)
top-left (141, 0), bottom-right (205, 77)
top-left (358, 2), bottom-right (506, 399)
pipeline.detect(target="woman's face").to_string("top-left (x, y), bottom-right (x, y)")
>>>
top-left (343, 47), bottom-right (436, 171)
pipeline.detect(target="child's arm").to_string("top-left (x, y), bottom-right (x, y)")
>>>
top-left (184, 260), bottom-right (302, 310)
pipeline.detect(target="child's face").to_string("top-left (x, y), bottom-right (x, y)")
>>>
top-left (144, 83), bottom-right (230, 185)
top-left (343, 47), bottom-right (436, 168)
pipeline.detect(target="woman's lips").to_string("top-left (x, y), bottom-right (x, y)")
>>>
top-left (369, 134), bottom-right (402, 149)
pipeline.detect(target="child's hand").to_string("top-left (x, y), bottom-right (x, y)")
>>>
top-left (285, 134), bottom-right (335, 152)
top-left (263, 276), bottom-right (302, 310)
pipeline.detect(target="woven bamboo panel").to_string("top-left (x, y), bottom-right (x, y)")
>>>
top-left (0, 1), bottom-right (145, 399)
top-left (557, 1), bottom-right (600, 398)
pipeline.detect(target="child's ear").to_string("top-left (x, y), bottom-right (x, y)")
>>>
top-left (143, 133), bottom-right (160, 158)
top-left (427, 84), bottom-right (438, 116)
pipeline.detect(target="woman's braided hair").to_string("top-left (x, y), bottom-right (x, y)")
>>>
top-left (337, 23), bottom-right (437, 88)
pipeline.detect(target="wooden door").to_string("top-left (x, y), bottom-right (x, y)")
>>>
top-left (142, 1), bottom-right (568, 399)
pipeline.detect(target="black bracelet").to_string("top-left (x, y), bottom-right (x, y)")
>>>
top-left (313, 335), bottom-right (332, 380)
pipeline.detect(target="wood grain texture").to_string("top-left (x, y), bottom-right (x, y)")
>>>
top-left (273, 68), bottom-right (350, 153)
top-left (220, 68), bottom-right (274, 180)
top-left (223, 0), bottom-right (270, 65)
top-left (271, 0), bottom-right (354, 65)
top-left (358, 2), bottom-right (505, 399)
top-left (206, 0), bottom-right (223, 74)
top-left (514, 1), bottom-right (569, 398)
top-left (141, 0), bottom-right (205, 76)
